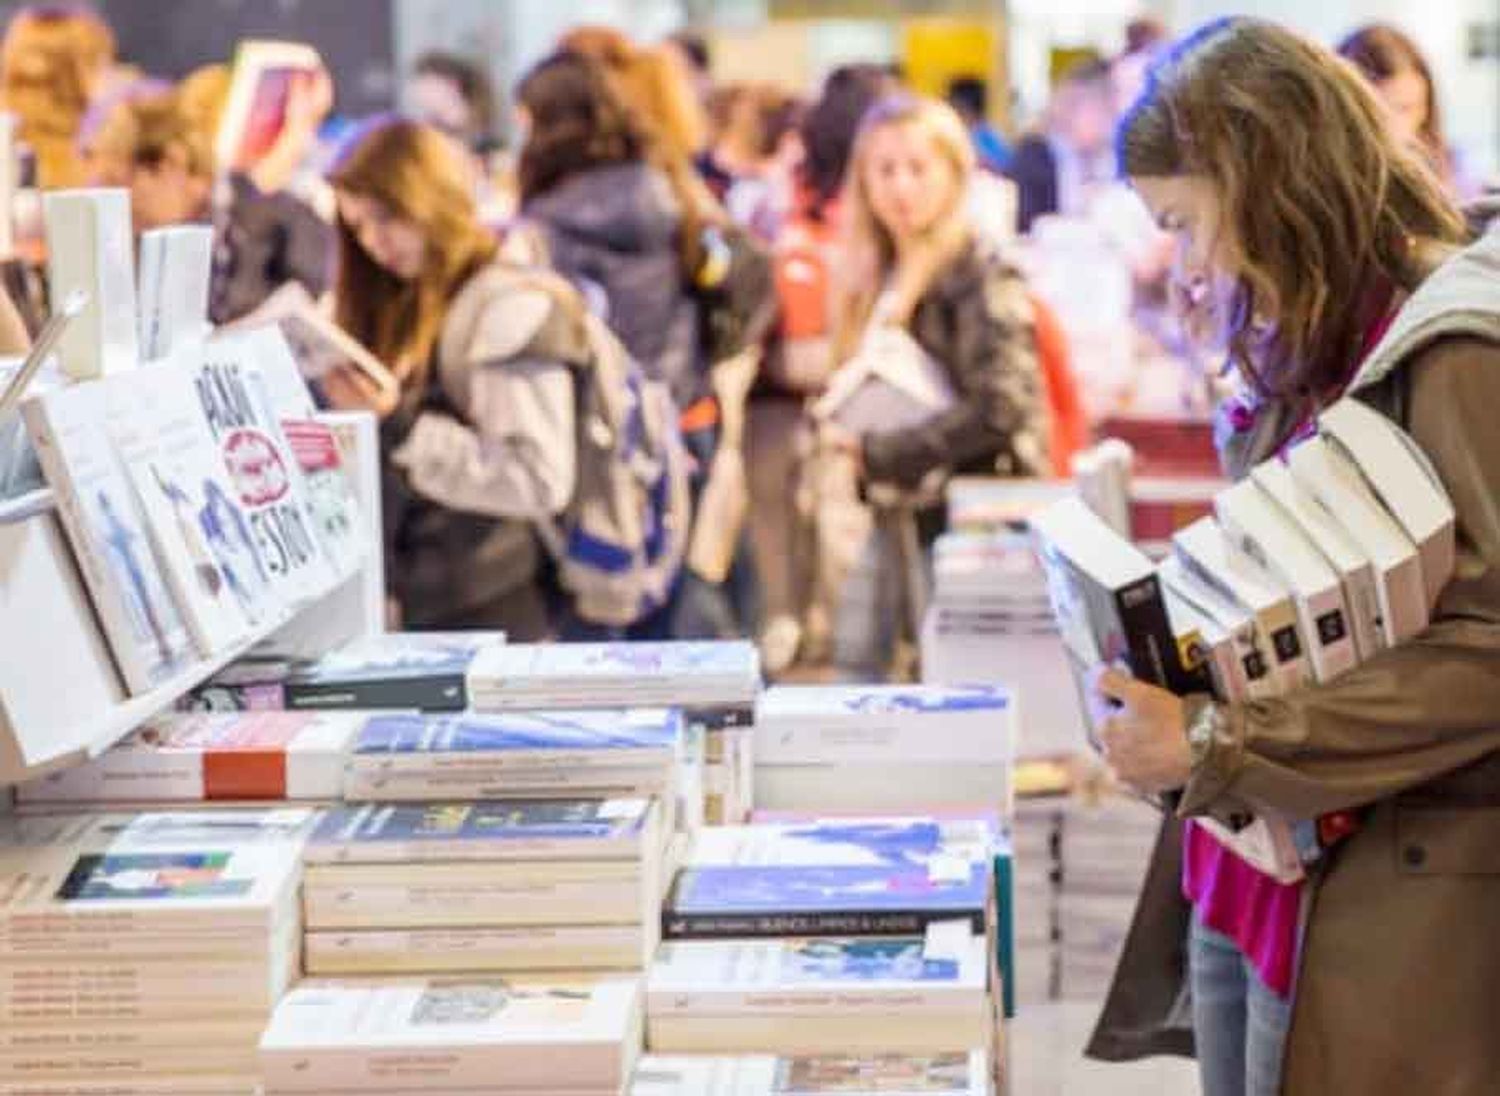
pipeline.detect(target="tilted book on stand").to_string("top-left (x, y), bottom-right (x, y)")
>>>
top-left (138, 224), bottom-right (213, 362)
top-left (1030, 495), bottom-right (1211, 748)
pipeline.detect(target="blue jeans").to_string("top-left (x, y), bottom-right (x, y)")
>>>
top-left (1190, 916), bottom-right (1292, 1096)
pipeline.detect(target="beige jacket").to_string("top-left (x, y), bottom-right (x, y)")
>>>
top-left (1090, 230), bottom-right (1500, 1095)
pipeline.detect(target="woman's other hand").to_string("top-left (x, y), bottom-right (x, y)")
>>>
top-left (321, 364), bottom-right (399, 420)
top-left (1090, 665), bottom-right (1193, 794)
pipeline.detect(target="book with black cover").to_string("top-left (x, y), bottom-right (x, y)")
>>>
top-left (1030, 496), bottom-right (1210, 747)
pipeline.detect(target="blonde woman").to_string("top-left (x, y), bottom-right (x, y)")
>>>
top-left (829, 94), bottom-right (1049, 678)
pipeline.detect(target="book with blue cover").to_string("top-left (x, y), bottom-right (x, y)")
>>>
top-left (304, 798), bottom-right (656, 864)
top-left (350, 709), bottom-right (681, 771)
top-left (664, 863), bottom-right (989, 939)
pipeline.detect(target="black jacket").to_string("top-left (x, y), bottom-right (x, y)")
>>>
top-left (1005, 135), bottom-right (1059, 235)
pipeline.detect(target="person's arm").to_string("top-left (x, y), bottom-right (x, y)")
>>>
top-left (0, 287), bottom-right (29, 355)
top-left (1175, 338), bottom-right (1500, 821)
top-left (861, 257), bottom-right (1046, 490)
top-left (392, 356), bottom-right (576, 520)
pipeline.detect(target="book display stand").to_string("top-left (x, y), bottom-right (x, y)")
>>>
top-left (0, 400), bottom-right (381, 787)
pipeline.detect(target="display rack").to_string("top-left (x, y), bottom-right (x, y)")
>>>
top-left (0, 402), bottom-right (382, 788)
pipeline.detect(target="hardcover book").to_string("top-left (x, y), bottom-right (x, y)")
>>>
top-left (21, 380), bottom-right (195, 693)
top-left (285, 632), bottom-right (505, 711)
top-left (42, 188), bottom-right (138, 379)
top-left (304, 799), bottom-right (656, 864)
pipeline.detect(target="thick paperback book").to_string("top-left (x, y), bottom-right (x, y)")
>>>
top-left (1030, 496), bottom-right (1211, 746)
top-left (468, 641), bottom-right (761, 709)
top-left (258, 977), bottom-right (642, 1092)
top-left (15, 711), bottom-right (364, 804)
top-left (304, 799), bottom-right (656, 865)
top-left (630, 1051), bottom-right (992, 1095)
top-left (754, 685), bottom-right (1014, 766)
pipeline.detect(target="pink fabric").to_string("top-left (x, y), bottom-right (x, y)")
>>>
top-left (1182, 820), bottom-right (1301, 997)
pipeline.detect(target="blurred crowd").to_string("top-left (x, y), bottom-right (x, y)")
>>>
top-left (0, 3), bottom-right (1486, 679)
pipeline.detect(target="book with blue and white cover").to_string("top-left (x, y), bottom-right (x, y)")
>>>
top-left (648, 935), bottom-right (988, 1010)
top-left (304, 798), bottom-right (657, 864)
top-left (755, 685), bottom-right (1015, 765)
top-left (349, 709), bottom-right (682, 774)
top-left (468, 641), bottom-right (761, 709)
top-left (666, 819), bottom-right (994, 939)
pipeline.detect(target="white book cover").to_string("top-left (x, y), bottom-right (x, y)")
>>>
top-left (469, 642), bottom-right (761, 708)
top-left (1157, 555), bottom-right (1276, 701)
top-left (42, 188), bottom-right (138, 379)
top-left (754, 685), bottom-right (1014, 766)
top-left (15, 712), bottom-right (364, 804)
top-left (1286, 434), bottom-right (1427, 645)
top-left (1215, 480), bottom-right (1360, 683)
top-left (1172, 517), bottom-right (1310, 694)
top-left (259, 977), bottom-right (642, 1092)
top-left (187, 330), bottom-right (344, 603)
top-left (631, 1051), bottom-right (992, 1096)
top-left (138, 224), bottom-right (213, 362)
top-left (1318, 397), bottom-right (1455, 612)
top-left (813, 327), bottom-right (957, 437)
top-left (1251, 459), bottom-right (1386, 661)
top-left (1072, 438), bottom-right (1133, 537)
top-left (109, 362), bottom-right (270, 652)
top-left (20, 380), bottom-right (194, 693)
top-left (685, 818), bottom-right (994, 870)
top-left (305, 923), bottom-right (650, 976)
top-left (1162, 585), bottom-right (1246, 703)
top-left (648, 934), bottom-right (988, 1015)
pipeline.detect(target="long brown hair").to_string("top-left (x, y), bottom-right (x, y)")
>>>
top-left (1120, 17), bottom-right (1465, 403)
top-left (559, 25), bottom-right (722, 271)
top-left (1, 4), bottom-right (116, 188)
top-left (328, 116), bottom-right (497, 385)
top-left (834, 94), bottom-right (976, 365)
top-left (515, 50), bottom-right (644, 204)
top-left (1337, 24), bottom-right (1450, 183)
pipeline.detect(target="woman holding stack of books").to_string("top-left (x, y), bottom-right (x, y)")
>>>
top-left (1086, 18), bottom-right (1500, 1096)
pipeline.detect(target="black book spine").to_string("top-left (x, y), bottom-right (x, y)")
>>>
top-left (287, 675), bottom-right (467, 712)
top-left (662, 907), bottom-right (987, 940)
top-left (1115, 574), bottom-right (1214, 697)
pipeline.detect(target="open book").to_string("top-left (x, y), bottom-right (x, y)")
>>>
top-left (226, 282), bottom-right (398, 403)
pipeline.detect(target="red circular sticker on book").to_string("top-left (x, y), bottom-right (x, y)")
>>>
top-left (223, 429), bottom-right (289, 506)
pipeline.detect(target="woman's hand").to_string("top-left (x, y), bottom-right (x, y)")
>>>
top-left (821, 422), bottom-right (864, 476)
top-left (1090, 666), bottom-right (1193, 794)
top-left (321, 364), bottom-right (400, 420)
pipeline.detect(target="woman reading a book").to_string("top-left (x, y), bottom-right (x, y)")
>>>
top-left (825, 93), bottom-right (1049, 678)
top-left (320, 116), bottom-right (582, 641)
top-left (1087, 19), bottom-right (1500, 1096)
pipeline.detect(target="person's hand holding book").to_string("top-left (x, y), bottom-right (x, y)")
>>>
top-left (1090, 665), bottom-right (1192, 795)
top-left (321, 363), bottom-right (399, 420)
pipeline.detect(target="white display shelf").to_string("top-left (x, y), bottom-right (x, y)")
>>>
top-left (0, 411), bottom-right (382, 789)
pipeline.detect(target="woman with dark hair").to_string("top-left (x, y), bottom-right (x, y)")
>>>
top-left (1088, 18), bottom-right (1500, 1096)
top-left (516, 50), bottom-right (701, 413)
top-left (1338, 24), bottom-right (1462, 193)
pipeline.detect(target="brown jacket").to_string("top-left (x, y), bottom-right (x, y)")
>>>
top-left (1089, 230), bottom-right (1500, 1094)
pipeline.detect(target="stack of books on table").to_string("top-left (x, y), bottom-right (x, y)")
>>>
top-left (656, 817), bottom-right (1000, 1076)
top-left (0, 808), bottom-right (309, 1091)
top-left (260, 975), bottom-right (644, 1095)
top-left (919, 529), bottom-right (1087, 760)
top-left (467, 641), bottom-right (762, 827)
top-left (13, 709), bottom-right (365, 812)
top-left (752, 684), bottom-right (1015, 816)
top-left (301, 796), bottom-right (664, 980)
top-left (630, 1051), bottom-right (993, 1094)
